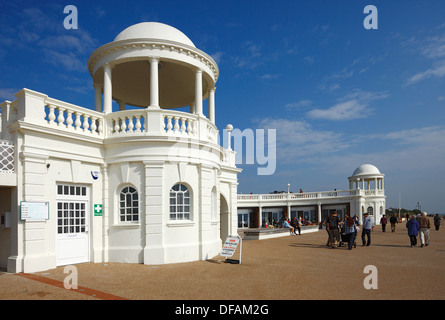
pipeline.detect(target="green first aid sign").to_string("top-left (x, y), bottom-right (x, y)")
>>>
top-left (94, 204), bottom-right (103, 216)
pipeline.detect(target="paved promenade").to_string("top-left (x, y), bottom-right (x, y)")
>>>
top-left (1, 219), bottom-right (444, 300)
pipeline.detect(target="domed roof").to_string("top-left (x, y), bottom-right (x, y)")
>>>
top-left (114, 22), bottom-right (196, 48)
top-left (352, 164), bottom-right (381, 176)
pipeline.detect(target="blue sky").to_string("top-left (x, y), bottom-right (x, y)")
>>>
top-left (1, 0), bottom-right (445, 213)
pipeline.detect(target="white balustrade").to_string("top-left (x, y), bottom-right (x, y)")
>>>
top-left (108, 111), bottom-right (146, 135)
top-left (26, 91), bottom-right (221, 143)
top-left (237, 189), bottom-right (362, 202)
top-left (162, 111), bottom-right (197, 137)
top-left (44, 99), bottom-right (103, 137)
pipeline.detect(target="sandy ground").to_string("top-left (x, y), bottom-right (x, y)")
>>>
top-left (1, 219), bottom-right (444, 301)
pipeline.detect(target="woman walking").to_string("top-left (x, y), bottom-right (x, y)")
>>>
top-left (344, 215), bottom-right (357, 250)
top-left (406, 215), bottom-right (420, 247)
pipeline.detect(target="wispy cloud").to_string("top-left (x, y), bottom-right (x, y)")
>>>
top-left (307, 100), bottom-right (369, 121)
top-left (306, 90), bottom-right (388, 121)
top-left (255, 118), bottom-right (350, 164)
top-left (405, 29), bottom-right (445, 85)
top-left (285, 100), bottom-right (312, 109)
top-left (233, 41), bottom-right (263, 70)
top-left (406, 61), bottom-right (445, 85)
top-left (260, 74), bottom-right (279, 80)
top-left (0, 6), bottom-right (98, 74)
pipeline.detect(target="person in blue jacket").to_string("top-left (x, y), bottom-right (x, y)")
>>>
top-left (406, 215), bottom-right (420, 247)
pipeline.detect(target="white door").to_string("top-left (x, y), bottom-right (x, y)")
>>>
top-left (56, 185), bottom-right (89, 266)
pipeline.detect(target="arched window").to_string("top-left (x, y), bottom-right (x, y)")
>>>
top-left (119, 186), bottom-right (139, 222)
top-left (169, 184), bottom-right (190, 220)
top-left (367, 206), bottom-right (374, 216)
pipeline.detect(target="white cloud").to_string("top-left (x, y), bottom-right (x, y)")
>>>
top-left (255, 118), bottom-right (350, 164)
top-left (406, 61), bottom-right (445, 85)
top-left (285, 100), bottom-right (312, 109)
top-left (307, 100), bottom-right (369, 121)
top-left (232, 41), bottom-right (263, 70)
top-left (260, 74), bottom-right (279, 80)
top-left (210, 51), bottom-right (224, 64)
top-left (306, 90), bottom-right (388, 121)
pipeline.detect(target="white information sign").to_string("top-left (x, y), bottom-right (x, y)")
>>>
top-left (20, 201), bottom-right (49, 221)
top-left (221, 235), bottom-right (242, 264)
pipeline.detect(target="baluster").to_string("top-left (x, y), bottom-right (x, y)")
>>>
top-left (66, 110), bottom-right (73, 129)
top-left (57, 107), bottom-right (65, 126)
top-left (82, 114), bottom-right (90, 132)
top-left (127, 115), bottom-right (134, 132)
top-left (188, 120), bottom-right (194, 136)
top-left (120, 117), bottom-right (127, 133)
top-left (47, 105), bottom-right (56, 124)
top-left (173, 116), bottom-right (180, 133)
top-left (180, 118), bottom-right (187, 134)
top-left (135, 115), bottom-right (142, 133)
top-left (97, 118), bottom-right (103, 135)
top-left (74, 112), bottom-right (82, 130)
top-left (166, 116), bottom-right (173, 133)
top-left (114, 118), bottom-right (120, 134)
top-left (90, 116), bottom-right (97, 133)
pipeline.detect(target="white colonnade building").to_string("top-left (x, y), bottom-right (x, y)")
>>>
top-left (237, 164), bottom-right (386, 232)
top-left (0, 22), bottom-right (241, 273)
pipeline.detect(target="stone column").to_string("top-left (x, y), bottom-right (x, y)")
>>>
top-left (208, 87), bottom-right (216, 124)
top-left (149, 57), bottom-right (160, 108)
top-left (195, 68), bottom-right (203, 116)
top-left (103, 64), bottom-right (113, 114)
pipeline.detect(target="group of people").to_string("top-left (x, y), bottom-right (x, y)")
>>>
top-left (284, 210), bottom-right (442, 249)
top-left (283, 217), bottom-right (301, 235)
top-left (405, 212), bottom-right (442, 247)
top-left (322, 211), bottom-right (374, 250)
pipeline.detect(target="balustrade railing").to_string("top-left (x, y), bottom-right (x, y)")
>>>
top-left (108, 110), bottom-right (146, 135)
top-left (1, 89), bottom-right (223, 155)
top-left (44, 98), bottom-right (103, 137)
top-left (237, 189), bottom-right (382, 202)
top-left (162, 111), bottom-right (197, 137)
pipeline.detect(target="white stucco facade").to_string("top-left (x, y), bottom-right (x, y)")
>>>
top-left (0, 22), bottom-right (241, 273)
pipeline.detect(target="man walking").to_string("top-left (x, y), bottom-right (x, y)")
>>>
top-left (361, 213), bottom-right (374, 246)
top-left (418, 212), bottom-right (431, 247)
top-left (327, 211), bottom-right (341, 248)
top-left (380, 214), bottom-right (387, 232)
top-left (390, 214), bottom-right (398, 232)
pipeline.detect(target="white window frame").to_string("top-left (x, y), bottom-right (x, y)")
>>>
top-left (118, 186), bottom-right (139, 224)
top-left (169, 183), bottom-right (191, 221)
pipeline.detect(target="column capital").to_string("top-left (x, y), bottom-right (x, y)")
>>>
top-left (148, 56), bottom-right (160, 63)
top-left (103, 63), bottom-right (115, 70)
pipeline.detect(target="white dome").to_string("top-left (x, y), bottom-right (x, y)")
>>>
top-left (352, 164), bottom-right (381, 176)
top-left (114, 22), bottom-right (196, 48)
